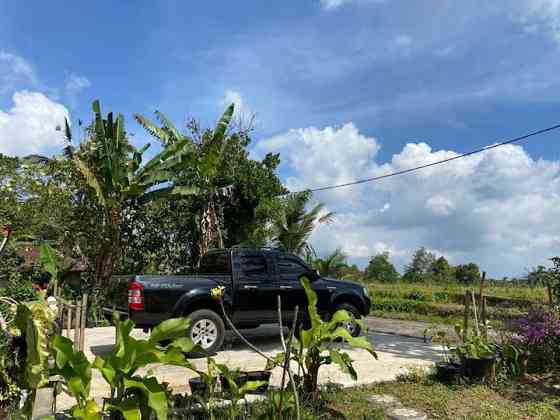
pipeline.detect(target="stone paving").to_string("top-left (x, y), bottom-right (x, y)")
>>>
top-left (57, 322), bottom-right (440, 410)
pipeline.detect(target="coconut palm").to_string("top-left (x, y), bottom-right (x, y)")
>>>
top-left (312, 249), bottom-right (348, 277)
top-left (271, 191), bottom-right (334, 256)
top-left (135, 104), bottom-right (235, 262)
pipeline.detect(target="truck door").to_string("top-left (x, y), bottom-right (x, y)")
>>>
top-left (233, 251), bottom-right (277, 324)
top-left (274, 254), bottom-right (311, 324)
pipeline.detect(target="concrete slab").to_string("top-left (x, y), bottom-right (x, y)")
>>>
top-left (57, 324), bottom-right (440, 410)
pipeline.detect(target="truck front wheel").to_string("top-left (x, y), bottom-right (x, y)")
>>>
top-left (333, 303), bottom-right (362, 337)
top-left (187, 309), bottom-right (225, 354)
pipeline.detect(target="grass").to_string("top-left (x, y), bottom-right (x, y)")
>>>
top-left (364, 280), bottom-right (548, 325)
top-left (306, 368), bottom-right (560, 420)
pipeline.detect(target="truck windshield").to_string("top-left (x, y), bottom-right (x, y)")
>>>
top-left (199, 251), bottom-right (231, 274)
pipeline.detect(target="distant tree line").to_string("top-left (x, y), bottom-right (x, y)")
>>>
top-left (363, 247), bottom-right (481, 284)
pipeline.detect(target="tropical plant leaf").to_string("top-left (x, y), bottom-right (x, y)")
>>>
top-left (148, 317), bottom-right (190, 343)
top-left (329, 350), bottom-right (357, 380)
top-left (123, 376), bottom-right (168, 420)
top-left (39, 242), bottom-right (59, 282)
top-left (105, 398), bottom-right (142, 420)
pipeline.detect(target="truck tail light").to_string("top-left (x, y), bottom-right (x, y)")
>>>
top-left (128, 281), bottom-right (144, 311)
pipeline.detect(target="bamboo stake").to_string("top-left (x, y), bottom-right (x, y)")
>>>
top-left (463, 291), bottom-right (470, 342)
top-left (471, 291), bottom-right (480, 337)
top-left (478, 271), bottom-right (486, 319)
top-left (66, 305), bottom-right (72, 339)
top-left (74, 301), bottom-right (81, 348)
top-left (481, 296), bottom-right (487, 338)
top-left (80, 294), bottom-right (88, 351)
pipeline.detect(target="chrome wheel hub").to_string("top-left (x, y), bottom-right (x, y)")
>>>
top-left (342, 318), bottom-right (357, 335)
top-left (190, 319), bottom-right (218, 349)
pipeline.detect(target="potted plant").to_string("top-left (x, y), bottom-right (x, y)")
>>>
top-left (424, 326), bottom-right (461, 383)
top-left (454, 334), bottom-right (497, 380)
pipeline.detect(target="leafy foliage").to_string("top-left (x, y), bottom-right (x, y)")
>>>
top-left (51, 335), bottom-right (101, 420)
top-left (93, 315), bottom-right (200, 420)
top-left (364, 252), bottom-right (400, 283)
top-left (268, 191), bottom-right (334, 256)
top-left (268, 277), bottom-right (377, 400)
top-left (312, 249), bottom-right (348, 277)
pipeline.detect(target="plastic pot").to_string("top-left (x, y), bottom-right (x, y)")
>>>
top-left (463, 356), bottom-right (496, 380)
top-left (188, 377), bottom-right (208, 396)
top-left (435, 361), bottom-right (462, 383)
top-left (220, 370), bottom-right (271, 394)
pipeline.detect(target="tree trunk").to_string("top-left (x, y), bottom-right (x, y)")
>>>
top-left (92, 208), bottom-right (122, 288)
top-left (199, 193), bottom-right (223, 265)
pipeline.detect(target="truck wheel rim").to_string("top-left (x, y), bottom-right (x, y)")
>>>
top-left (343, 317), bottom-right (357, 335)
top-left (191, 319), bottom-right (218, 349)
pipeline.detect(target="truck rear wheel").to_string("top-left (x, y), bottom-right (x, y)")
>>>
top-left (187, 309), bottom-right (225, 354)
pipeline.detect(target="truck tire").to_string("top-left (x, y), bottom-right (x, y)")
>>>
top-left (186, 309), bottom-right (225, 354)
top-left (333, 303), bottom-right (362, 337)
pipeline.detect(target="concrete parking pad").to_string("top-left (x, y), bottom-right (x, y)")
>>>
top-left (57, 323), bottom-right (440, 410)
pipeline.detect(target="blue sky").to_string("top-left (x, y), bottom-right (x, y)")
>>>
top-left (1, 0), bottom-right (560, 277)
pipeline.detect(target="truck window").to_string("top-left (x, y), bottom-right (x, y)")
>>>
top-left (240, 255), bottom-right (268, 278)
top-left (199, 252), bottom-right (230, 274)
top-left (277, 256), bottom-right (309, 282)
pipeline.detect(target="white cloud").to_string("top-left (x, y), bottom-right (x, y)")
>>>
top-left (64, 73), bottom-right (91, 97)
top-left (0, 91), bottom-right (70, 157)
top-left (256, 122), bottom-right (560, 277)
top-left (393, 34), bottom-right (413, 48)
top-left (319, 0), bottom-right (383, 11)
top-left (425, 196), bottom-right (455, 216)
top-left (519, 0), bottom-right (560, 44)
top-left (0, 51), bottom-right (38, 93)
top-left (320, 0), bottom-right (349, 10)
top-left (220, 89), bottom-right (252, 119)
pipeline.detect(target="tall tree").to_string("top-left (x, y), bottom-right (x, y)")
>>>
top-left (430, 256), bottom-right (452, 282)
top-left (269, 191), bottom-right (334, 256)
top-left (73, 100), bottom-right (199, 287)
top-left (403, 247), bottom-right (436, 282)
top-left (312, 249), bottom-right (348, 277)
top-left (364, 252), bottom-right (400, 283)
top-left (135, 105), bottom-right (237, 262)
top-left (454, 263), bottom-right (481, 284)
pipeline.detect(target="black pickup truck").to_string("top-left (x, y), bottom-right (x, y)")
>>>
top-left (128, 248), bottom-right (371, 352)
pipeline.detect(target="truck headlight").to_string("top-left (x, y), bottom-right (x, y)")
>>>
top-left (363, 287), bottom-right (369, 297)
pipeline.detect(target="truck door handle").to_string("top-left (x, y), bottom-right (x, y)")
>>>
top-left (243, 285), bottom-right (258, 290)
top-left (279, 285), bottom-right (293, 289)
top-left (327, 286), bottom-right (337, 291)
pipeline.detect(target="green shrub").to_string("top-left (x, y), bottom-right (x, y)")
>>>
top-left (405, 290), bottom-right (428, 301)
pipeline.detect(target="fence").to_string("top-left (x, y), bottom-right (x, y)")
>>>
top-left (55, 293), bottom-right (88, 352)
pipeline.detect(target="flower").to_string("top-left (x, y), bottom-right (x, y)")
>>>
top-left (210, 286), bottom-right (226, 301)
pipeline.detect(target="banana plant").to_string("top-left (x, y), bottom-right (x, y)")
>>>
top-left (267, 277), bottom-right (377, 400)
top-left (134, 104), bottom-right (236, 260)
top-left (216, 363), bottom-right (267, 419)
top-left (50, 335), bottom-right (101, 420)
top-left (93, 315), bottom-right (201, 420)
top-left (67, 100), bottom-right (201, 287)
top-left (10, 298), bottom-right (57, 416)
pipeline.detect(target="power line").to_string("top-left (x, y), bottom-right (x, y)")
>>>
top-left (290, 123), bottom-right (560, 193)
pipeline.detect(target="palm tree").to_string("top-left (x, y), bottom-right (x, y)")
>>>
top-left (74, 100), bottom-right (200, 287)
top-left (312, 249), bottom-right (348, 277)
top-left (271, 191), bottom-right (334, 256)
top-left (135, 104), bottom-right (235, 262)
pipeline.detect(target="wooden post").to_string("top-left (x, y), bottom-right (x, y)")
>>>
top-left (80, 294), bottom-right (88, 352)
top-left (66, 305), bottom-right (72, 339)
top-left (478, 271), bottom-right (486, 319)
top-left (471, 291), bottom-right (480, 337)
top-left (74, 302), bottom-right (81, 349)
top-left (463, 291), bottom-right (470, 342)
top-left (481, 296), bottom-right (487, 338)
